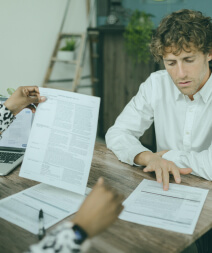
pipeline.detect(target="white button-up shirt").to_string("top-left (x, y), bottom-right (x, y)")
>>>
top-left (106, 70), bottom-right (212, 181)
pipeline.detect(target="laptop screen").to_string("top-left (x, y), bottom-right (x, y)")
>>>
top-left (0, 98), bottom-right (33, 149)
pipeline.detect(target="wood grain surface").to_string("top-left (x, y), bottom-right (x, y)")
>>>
top-left (1, 142), bottom-right (212, 253)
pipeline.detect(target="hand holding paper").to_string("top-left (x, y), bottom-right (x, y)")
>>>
top-left (19, 88), bottom-right (100, 195)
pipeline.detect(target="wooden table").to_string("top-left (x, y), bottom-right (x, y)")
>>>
top-left (1, 142), bottom-right (212, 253)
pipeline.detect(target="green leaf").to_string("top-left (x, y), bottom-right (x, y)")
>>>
top-left (60, 37), bottom-right (76, 51)
top-left (7, 88), bottom-right (15, 95)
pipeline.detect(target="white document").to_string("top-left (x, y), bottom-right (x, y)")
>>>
top-left (20, 88), bottom-right (100, 195)
top-left (0, 183), bottom-right (91, 234)
top-left (0, 109), bottom-right (32, 148)
top-left (119, 179), bottom-right (208, 234)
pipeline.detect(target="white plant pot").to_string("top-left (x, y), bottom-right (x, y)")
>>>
top-left (57, 51), bottom-right (75, 61)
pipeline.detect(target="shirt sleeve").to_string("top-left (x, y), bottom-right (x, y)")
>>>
top-left (25, 222), bottom-right (82, 253)
top-left (105, 77), bottom-right (154, 165)
top-left (0, 103), bottom-right (15, 135)
top-left (162, 147), bottom-right (212, 181)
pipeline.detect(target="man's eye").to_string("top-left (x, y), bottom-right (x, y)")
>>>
top-left (186, 59), bottom-right (194, 63)
top-left (168, 62), bottom-right (175, 66)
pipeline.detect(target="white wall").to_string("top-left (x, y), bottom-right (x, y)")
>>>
top-left (0, 0), bottom-right (95, 96)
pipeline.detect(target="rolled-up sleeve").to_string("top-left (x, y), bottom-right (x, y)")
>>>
top-left (162, 147), bottom-right (212, 181)
top-left (105, 77), bottom-right (154, 165)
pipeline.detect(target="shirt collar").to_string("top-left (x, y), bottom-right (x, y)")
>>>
top-left (198, 72), bottom-right (212, 103)
top-left (166, 74), bottom-right (182, 101)
top-left (171, 71), bottom-right (212, 103)
top-left (173, 83), bottom-right (183, 101)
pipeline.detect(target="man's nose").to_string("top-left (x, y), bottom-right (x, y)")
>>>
top-left (177, 64), bottom-right (187, 79)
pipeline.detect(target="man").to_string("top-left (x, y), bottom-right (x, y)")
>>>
top-left (106, 9), bottom-right (212, 191)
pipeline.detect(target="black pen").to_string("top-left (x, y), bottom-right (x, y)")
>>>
top-left (38, 209), bottom-right (46, 240)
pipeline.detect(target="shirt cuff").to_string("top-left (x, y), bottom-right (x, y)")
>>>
top-left (0, 103), bottom-right (15, 134)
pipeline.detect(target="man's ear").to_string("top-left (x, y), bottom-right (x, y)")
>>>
top-left (207, 50), bottom-right (212, 62)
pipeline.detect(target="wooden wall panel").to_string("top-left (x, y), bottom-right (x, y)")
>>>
top-left (99, 27), bottom-right (157, 151)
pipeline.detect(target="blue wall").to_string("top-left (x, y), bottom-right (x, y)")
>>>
top-left (98, 0), bottom-right (212, 27)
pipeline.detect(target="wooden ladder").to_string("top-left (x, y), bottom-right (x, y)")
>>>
top-left (42, 0), bottom-right (89, 92)
top-left (43, 32), bottom-right (86, 92)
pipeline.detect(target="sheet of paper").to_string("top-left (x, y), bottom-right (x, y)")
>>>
top-left (19, 88), bottom-right (100, 195)
top-left (0, 183), bottom-right (91, 234)
top-left (119, 179), bottom-right (208, 234)
top-left (0, 108), bottom-right (32, 148)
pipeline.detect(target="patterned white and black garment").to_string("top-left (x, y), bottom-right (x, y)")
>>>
top-left (26, 222), bottom-right (85, 253)
top-left (0, 103), bottom-right (15, 136)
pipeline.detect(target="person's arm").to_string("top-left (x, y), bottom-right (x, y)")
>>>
top-left (26, 178), bottom-right (124, 253)
top-left (4, 86), bottom-right (46, 116)
top-left (0, 103), bottom-right (15, 134)
top-left (105, 77), bottom-right (192, 191)
top-left (0, 86), bottom-right (46, 136)
top-left (105, 77), bottom-right (154, 165)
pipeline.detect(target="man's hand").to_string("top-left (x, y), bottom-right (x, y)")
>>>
top-left (134, 151), bottom-right (192, 191)
top-left (72, 177), bottom-right (124, 238)
top-left (4, 86), bottom-right (46, 115)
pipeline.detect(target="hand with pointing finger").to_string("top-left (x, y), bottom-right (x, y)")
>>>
top-left (134, 151), bottom-right (192, 191)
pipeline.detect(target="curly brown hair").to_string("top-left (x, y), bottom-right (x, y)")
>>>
top-left (150, 9), bottom-right (212, 62)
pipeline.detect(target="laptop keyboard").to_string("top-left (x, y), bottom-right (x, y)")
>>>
top-left (0, 152), bottom-right (23, 164)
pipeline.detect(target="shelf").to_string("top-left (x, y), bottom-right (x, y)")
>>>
top-left (51, 57), bottom-right (77, 64)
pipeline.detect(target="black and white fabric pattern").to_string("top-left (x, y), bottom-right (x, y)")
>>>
top-left (0, 103), bottom-right (15, 135)
top-left (26, 222), bottom-right (83, 253)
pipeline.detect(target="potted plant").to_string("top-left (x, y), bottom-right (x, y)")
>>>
top-left (0, 88), bottom-right (15, 98)
top-left (58, 37), bottom-right (76, 61)
top-left (124, 10), bottom-right (154, 63)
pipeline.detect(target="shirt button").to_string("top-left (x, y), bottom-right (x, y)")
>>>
top-left (186, 132), bottom-right (190, 135)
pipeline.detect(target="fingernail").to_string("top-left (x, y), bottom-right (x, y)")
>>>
top-left (97, 177), bottom-right (104, 185)
top-left (176, 178), bottom-right (181, 183)
top-left (164, 186), bottom-right (168, 191)
top-left (41, 96), bottom-right (47, 102)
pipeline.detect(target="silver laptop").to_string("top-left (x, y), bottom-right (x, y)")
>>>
top-left (0, 98), bottom-right (32, 175)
